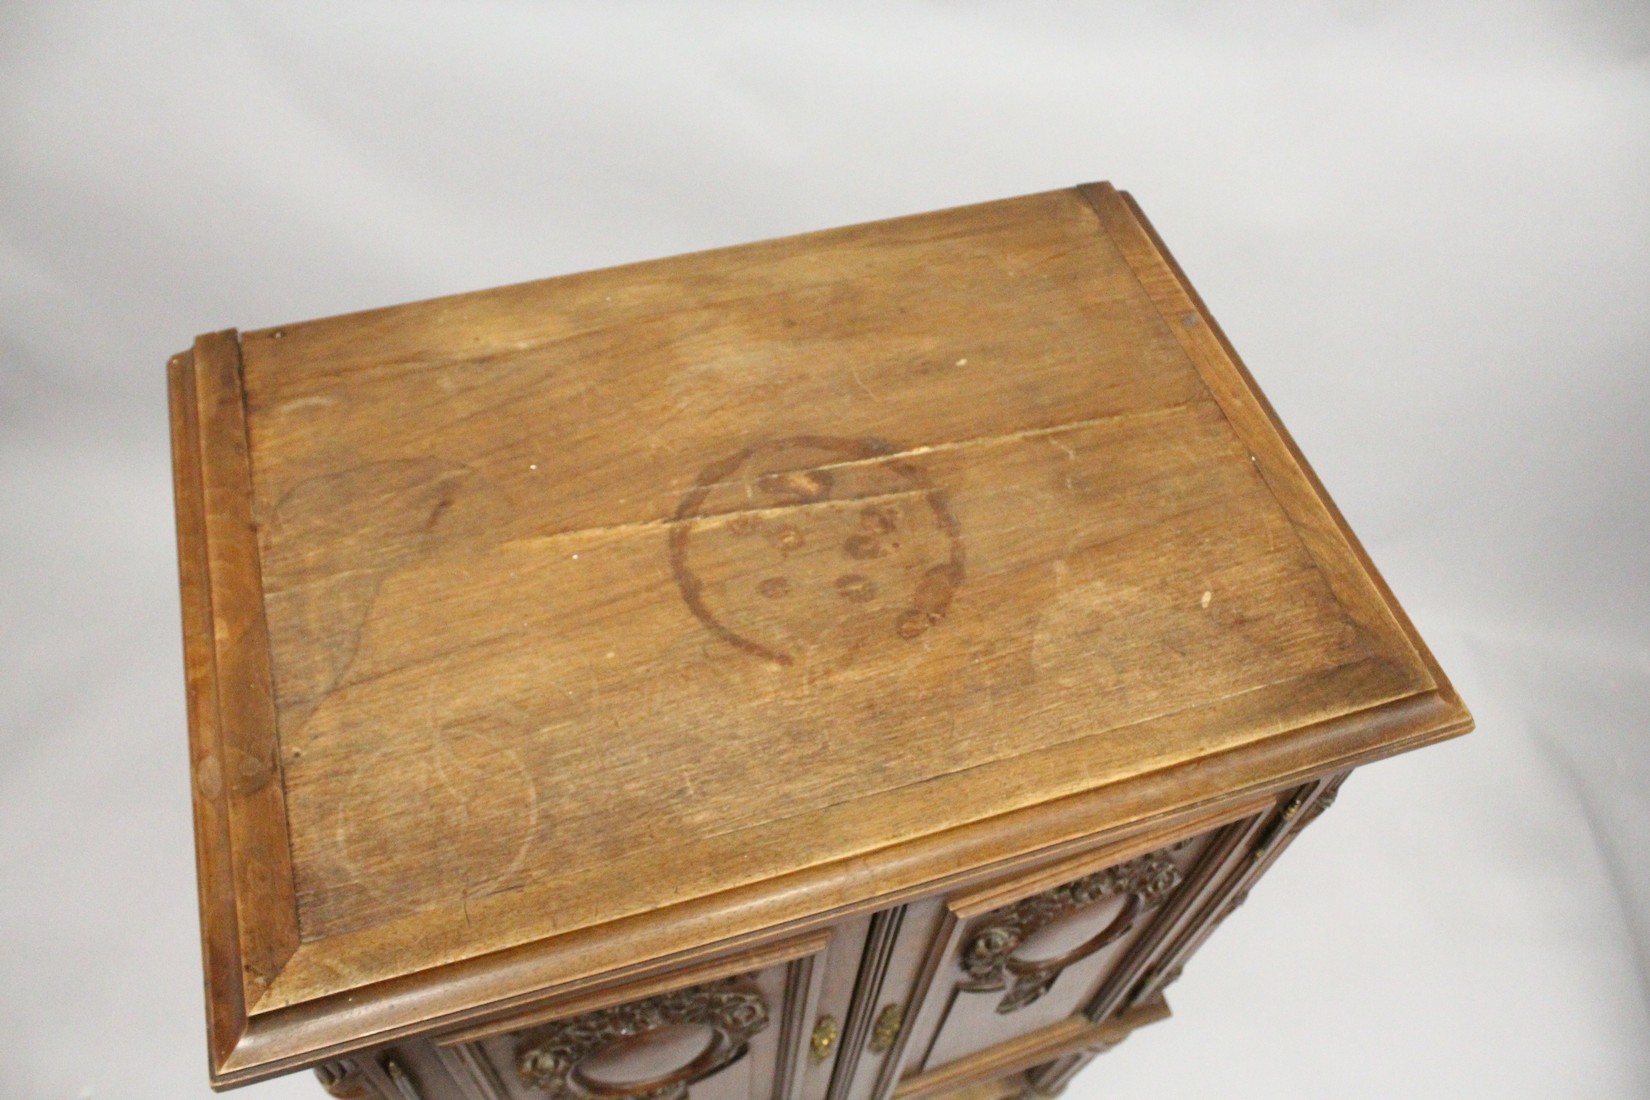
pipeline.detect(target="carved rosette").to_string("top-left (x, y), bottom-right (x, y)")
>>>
top-left (960, 851), bottom-right (1183, 1013)
top-left (515, 978), bottom-right (769, 1100)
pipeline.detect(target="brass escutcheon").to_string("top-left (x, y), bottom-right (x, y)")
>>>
top-left (809, 1014), bottom-right (840, 1064)
top-left (868, 1003), bottom-right (904, 1054)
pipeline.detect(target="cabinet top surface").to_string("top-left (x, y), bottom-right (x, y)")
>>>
top-left (169, 184), bottom-right (1466, 1080)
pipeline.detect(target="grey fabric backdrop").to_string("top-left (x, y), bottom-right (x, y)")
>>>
top-left (2, 2), bottom-right (1647, 1097)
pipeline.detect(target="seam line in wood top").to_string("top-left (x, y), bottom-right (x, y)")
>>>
top-left (263, 455), bottom-right (1285, 717)
top-left (473, 401), bottom-right (1209, 553)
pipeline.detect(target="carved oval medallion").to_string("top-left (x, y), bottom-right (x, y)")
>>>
top-left (575, 1023), bottom-right (720, 1092)
top-left (516, 978), bottom-right (769, 1100)
top-left (1014, 891), bottom-right (1133, 963)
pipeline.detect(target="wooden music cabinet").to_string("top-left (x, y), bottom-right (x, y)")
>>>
top-left (167, 183), bottom-right (1470, 1100)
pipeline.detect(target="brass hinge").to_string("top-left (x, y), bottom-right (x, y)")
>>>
top-left (1252, 787), bottom-right (1313, 861)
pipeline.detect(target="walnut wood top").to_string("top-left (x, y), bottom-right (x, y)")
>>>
top-left (168, 183), bottom-right (1470, 1084)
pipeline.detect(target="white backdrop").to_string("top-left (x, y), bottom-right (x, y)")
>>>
top-left (2, 2), bottom-right (1647, 1098)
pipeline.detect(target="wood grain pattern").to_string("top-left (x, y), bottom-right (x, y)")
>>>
top-left (169, 185), bottom-right (1471, 1086)
top-left (1082, 184), bottom-right (1460, 703)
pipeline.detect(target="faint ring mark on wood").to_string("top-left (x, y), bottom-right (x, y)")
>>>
top-left (262, 458), bottom-right (499, 737)
top-left (334, 693), bottom-right (539, 919)
top-left (668, 437), bottom-right (965, 664)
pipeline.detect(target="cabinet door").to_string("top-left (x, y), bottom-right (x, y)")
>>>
top-left (884, 803), bottom-right (1270, 1096)
top-left (435, 933), bottom-right (831, 1100)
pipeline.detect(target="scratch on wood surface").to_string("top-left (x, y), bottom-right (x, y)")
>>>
top-left (595, 402), bottom-right (1223, 551)
top-left (268, 394), bottom-right (340, 416)
top-left (499, 486), bottom-right (936, 552)
top-left (849, 362), bottom-right (883, 405)
top-left (1048, 435), bottom-right (1079, 491)
top-left (639, 405), bottom-right (687, 456)
top-left (1009, 246), bottom-right (1078, 275)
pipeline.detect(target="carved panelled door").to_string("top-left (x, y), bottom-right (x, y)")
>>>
top-left (879, 803), bottom-right (1275, 1096)
top-left (435, 934), bottom-right (831, 1100)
